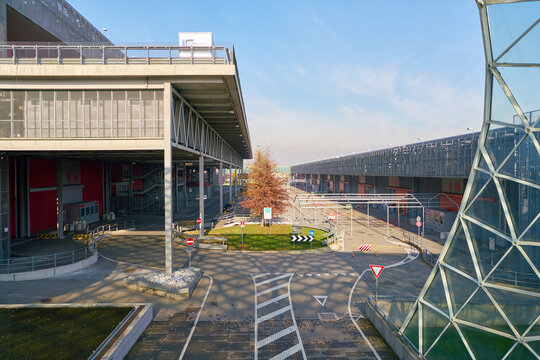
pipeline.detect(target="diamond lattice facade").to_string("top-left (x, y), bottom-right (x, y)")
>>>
top-left (401, 1), bottom-right (540, 359)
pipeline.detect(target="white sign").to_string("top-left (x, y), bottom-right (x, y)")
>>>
top-left (416, 216), bottom-right (421, 222)
top-left (313, 295), bottom-right (328, 307)
top-left (370, 265), bottom-right (384, 279)
top-left (489, 237), bottom-right (495, 251)
top-left (179, 32), bottom-right (213, 58)
top-left (263, 207), bottom-right (272, 220)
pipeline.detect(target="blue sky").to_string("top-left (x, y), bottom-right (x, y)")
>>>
top-left (70, 0), bottom-right (485, 165)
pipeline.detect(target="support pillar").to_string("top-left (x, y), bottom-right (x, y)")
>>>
top-left (199, 155), bottom-right (205, 237)
top-left (164, 83), bottom-right (173, 274)
top-left (128, 163), bottom-right (133, 214)
top-left (104, 162), bottom-right (111, 214)
top-left (219, 162), bottom-right (223, 214)
top-left (234, 166), bottom-right (237, 197)
top-left (56, 160), bottom-right (63, 239)
top-left (229, 164), bottom-right (232, 204)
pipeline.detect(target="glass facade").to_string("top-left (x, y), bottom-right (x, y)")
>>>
top-left (401, 2), bottom-right (540, 359)
top-left (401, 1), bottom-right (540, 360)
top-left (0, 157), bottom-right (7, 259)
top-left (0, 90), bottom-right (163, 138)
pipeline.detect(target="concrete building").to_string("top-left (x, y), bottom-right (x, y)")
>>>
top-left (0, 0), bottom-right (252, 274)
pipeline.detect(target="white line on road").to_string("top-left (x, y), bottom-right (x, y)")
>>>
top-left (347, 247), bottom-right (419, 360)
top-left (257, 325), bottom-right (296, 348)
top-left (257, 293), bottom-right (290, 309)
top-left (178, 274), bottom-right (213, 360)
top-left (257, 282), bottom-right (289, 296)
top-left (255, 273), bottom-right (292, 287)
top-left (257, 305), bottom-right (292, 323)
top-left (269, 343), bottom-right (303, 360)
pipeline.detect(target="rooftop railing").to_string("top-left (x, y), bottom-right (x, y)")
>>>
top-left (0, 44), bottom-right (234, 66)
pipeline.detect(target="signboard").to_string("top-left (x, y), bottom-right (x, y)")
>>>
top-left (264, 207), bottom-right (272, 220)
top-left (179, 32), bottom-right (213, 58)
top-left (370, 265), bottom-right (384, 279)
top-left (416, 216), bottom-right (421, 222)
top-left (240, 221), bottom-right (245, 228)
top-left (442, 178), bottom-right (464, 194)
top-left (416, 221), bottom-right (422, 227)
top-left (186, 238), bottom-right (194, 246)
top-left (489, 237), bottom-right (495, 251)
top-left (197, 218), bottom-right (202, 225)
top-left (308, 230), bottom-right (315, 236)
top-left (62, 161), bottom-right (80, 185)
top-left (388, 176), bottom-right (399, 187)
top-left (345, 204), bottom-right (352, 210)
top-left (328, 213), bottom-right (335, 221)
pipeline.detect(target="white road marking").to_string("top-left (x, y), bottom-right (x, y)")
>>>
top-left (257, 293), bottom-right (289, 309)
top-left (178, 274), bottom-right (213, 360)
top-left (347, 248), bottom-right (420, 360)
top-left (257, 305), bottom-right (292, 323)
top-left (257, 326), bottom-right (296, 348)
top-left (324, 273), bottom-right (330, 276)
top-left (269, 343), bottom-right (303, 360)
top-left (251, 273), bottom-right (307, 360)
top-left (313, 295), bottom-right (328, 307)
top-left (257, 282), bottom-right (289, 296)
top-left (255, 274), bottom-right (292, 286)
top-left (306, 274), bottom-right (312, 277)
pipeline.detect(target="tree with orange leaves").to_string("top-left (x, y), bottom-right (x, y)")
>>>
top-left (240, 148), bottom-right (288, 221)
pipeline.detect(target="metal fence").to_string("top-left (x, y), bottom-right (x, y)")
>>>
top-left (0, 44), bottom-right (234, 66)
top-left (0, 220), bottom-right (135, 275)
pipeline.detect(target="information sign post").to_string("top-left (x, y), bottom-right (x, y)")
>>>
top-left (186, 238), bottom-right (194, 267)
top-left (241, 221), bottom-right (245, 250)
top-left (370, 265), bottom-right (384, 305)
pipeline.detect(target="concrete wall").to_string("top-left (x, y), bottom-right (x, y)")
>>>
top-left (364, 300), bottom-right (423, 360)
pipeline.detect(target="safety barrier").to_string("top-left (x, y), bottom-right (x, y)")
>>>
top-left (0, 220), bottom-right (135, 275)
top-left (352, 244), bottom-right (405, 258)
top-left (36, 233), bottom-right (58, 239)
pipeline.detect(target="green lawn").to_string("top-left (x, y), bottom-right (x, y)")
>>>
top-left (206, 224), bottom-right (327, 251)
top-left (0, 307), bottom-right (132, 360)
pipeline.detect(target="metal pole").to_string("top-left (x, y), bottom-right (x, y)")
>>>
top-left (386, 206), bottom-right (389, 237)
top-left (199, 155), bottom-right (205, 238)
top-left (367, 202), bottom-right (370, 228)
top-left (189, 251), bottom-right (191, 268)
top-left (164, 83), bottom-right (174, 275)
top-left (397, 203), bottom-right (400, 229)
top-left (219, 161), bottom-right (223, 215)
top-left (350, 206), bottom-right (353, 239)
top-left (242, 226), bottom-right (244, 250)
top-left (422, 206), bottom-right (425, 237)
top-left (376, 277), bottom-right (378, 305)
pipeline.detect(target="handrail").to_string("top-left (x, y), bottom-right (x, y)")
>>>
top-left (0, 220), bottom-right (135, 275)
top-left (0, 44), bottom-right (234, 65)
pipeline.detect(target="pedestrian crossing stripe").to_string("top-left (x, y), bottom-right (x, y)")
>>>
top-left (290, 235), bottom-right (314, 243)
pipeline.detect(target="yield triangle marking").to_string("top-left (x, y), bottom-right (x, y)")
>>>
top-left (313, 295), bottom-right (328, 307)
top-left (369, 265), bottom-right (384, 279)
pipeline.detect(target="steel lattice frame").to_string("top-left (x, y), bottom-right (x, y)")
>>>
top-left (400, 1), bottom-right (540, 359)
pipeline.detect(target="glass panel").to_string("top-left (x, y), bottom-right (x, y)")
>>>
top-left (25, 91), bottom-right (40, 138)
top-left (403, 307), bottom-right (419, 351)
top-left (487, 2), bottom-right (540, 61)
top-left (490, 79), bottom-right (522, 126)
top-left (506, 343), bottom-right (537, 360)
top-left (84, 91), bottom-right (97, 138)
top-left (500, 133), bottom-right (540, 186)
top-left (42, 91), bottom-right (54, 138)
top-left (489, 246), bottom-right (539, 292)
top-left (487, 287), bottom-right (540, 336)
top-left (445, 268), bottom-right (479, 316)
top-left (142, 91), bottom-right (154, 137)
top-left (70, 91), bottom-right (83, 137)
top-left (56, 91), bottom-right (68, 138)
top-left (422, 305), bottom-right (449, 353)
top-left (527, 318), bottom-right (540, 337)
top-left (443, 224), bottom-right (476, 278)
top-left (499, 67), bottom-right (540, 125)
top-left (127, 90), bottom-right (140, 137)
top-left (498, 178), bottom-right (539, 239)
top-left (465, 219), bottom-right (512, 280)
top-left (477, 153), bottom-right (490, 172)
top-left (112, 91), bottom-right (125, 137)
top-left (526, 341), bottom-right (540, 358)
top-left (456, 288), bottom-right (513, 335)
top-left (424, 268), bottom-right (449, 315)
top-left (465, 179), bottom-right (511, 237)
top-left (458, 323), bottom-right (515, 360)
top-left (425, 324), bottom-right (471, 360)
top-left (485, 128), bottom-right (524, 171)
top-left (463, 170), bottom-right (491, 210)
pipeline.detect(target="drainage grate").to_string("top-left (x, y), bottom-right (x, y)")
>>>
top-left (318, 312), bottom-right (338, 321)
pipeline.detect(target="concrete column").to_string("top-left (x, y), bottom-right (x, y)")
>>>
top-left (199, 155), bottom-right (205, 237)
top-left (128, 163), bottom-right (133, 214)
top-left (219, 161), bottom-right (223, 214)
top-left (234, 166), bottom-right (237, 197)
top-left (164, 83), bottom-right (173, 274)
top-left (176, 162), bottom-right (180, 213)
top-left (56, 160), bottom-right (63, 239)
top-left (229, 164), bottom-right (232, 203)
top-left (104, 162), bottom-right (111, 214)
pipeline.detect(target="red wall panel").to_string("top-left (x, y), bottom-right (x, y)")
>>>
top-left (81, 161), bottom-right (103, 214)
top-left (9, 158), bottom-right (15, 239)
top-left (441, 193), bottom-right (462, 211)
top-left (29, 191), bottom-right (57, 234)
top-left (29, 158), bottom-right (57, 234)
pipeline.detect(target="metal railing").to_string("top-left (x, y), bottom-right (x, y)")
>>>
top-left (402, 232), bottom-right (438, 266)
top-left (367, 295), bottom-right (426, 359)
top-left (0, 44), bottom-right (234, 66)
top-left (0, 220), bottom-right (135, 275)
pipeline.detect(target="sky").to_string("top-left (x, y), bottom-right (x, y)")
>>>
top-left (70, 0), bottom-right (486, 166)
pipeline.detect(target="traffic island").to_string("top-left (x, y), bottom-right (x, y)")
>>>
top-left (124, 268), bottom-right (202, 300)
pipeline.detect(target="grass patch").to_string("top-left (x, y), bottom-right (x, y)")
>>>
top-left (206, 224), bottom-right (327, 251)
top-left (0, 307), bottom-right (132, 360)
